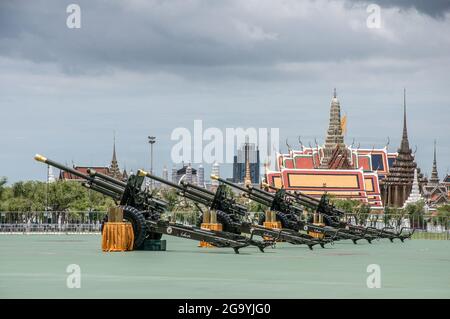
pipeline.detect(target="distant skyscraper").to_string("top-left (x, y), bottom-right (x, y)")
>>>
top-left (211, 161), bottom-right (220, 186)
top-left (171, 164), bottom-right (198, 184)
top-left (48, 165), bottom-right (55, 183)
top-left (171, 167), bottom-right (177, 183)
top-left (197, 164), bottom-right (205, 188)
top-left (162, 166), bottom-right (168, 185)
top-left (233, 142), bottom-right (260, 184)
top-left (186, 163), bottom-right (193, 183)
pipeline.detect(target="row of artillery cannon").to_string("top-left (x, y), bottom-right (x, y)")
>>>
top-left (34, 154), bottom-right (414, 254)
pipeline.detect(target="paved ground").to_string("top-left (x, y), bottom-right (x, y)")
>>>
top-left (0, 235), bottom-right (449, 298)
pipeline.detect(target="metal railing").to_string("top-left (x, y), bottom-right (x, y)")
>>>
top-left (0, 211), bottom-right (106, 234)
top-left (0, 211), bottom-right (448, 239)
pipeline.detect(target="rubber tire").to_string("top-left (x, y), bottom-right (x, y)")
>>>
top-left (274, 211), bottom-right (292, 230)
top-left (257, 213), bottom-right (265, 226)
top-left (101, 206), bottom-right (148, 249)
top-left (257, 211), bottom-right (295, 231)
top-left (216, 210), bottom-right (241, 234)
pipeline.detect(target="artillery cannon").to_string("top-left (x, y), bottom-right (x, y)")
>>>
top-left (139, 170), bottom-right (332, 249)
top-left (211, 175), bottom-right (376, 244)
top-left (262, 183), bottom-right (414, 242)
top-left (34, 155), bottom-right (268, 253)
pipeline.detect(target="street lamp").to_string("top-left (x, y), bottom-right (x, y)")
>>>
top-left (148, 135), bottom-right (156, 189)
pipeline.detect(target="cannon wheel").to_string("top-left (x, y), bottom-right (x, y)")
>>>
top-left (216, 210), bottom-right (241, 234)
top-left (101, 206), bottom-right (148, 249)
top-left (257, 211), bottom-right (291, 229)
top-left (197, 211), bottom-right (240, 234)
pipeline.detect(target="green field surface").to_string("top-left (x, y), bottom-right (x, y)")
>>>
top-left (0, 235), bottom-right (449, 299)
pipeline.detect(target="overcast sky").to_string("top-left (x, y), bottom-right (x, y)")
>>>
top-left (1, 0), bottom-right (449, 183)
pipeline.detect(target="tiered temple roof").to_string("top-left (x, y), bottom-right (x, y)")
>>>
top-left (383, 91), bottom-right (416, 185)
top-left (428, 140), bottom-right (440, 186)
top-left (108, 137), bottom-right (122, 180)
top-left (381, 90), bottom-right (422, 207)
top-left (320, 89), bottom-right (349, 168)
top-left (60, 138), bottom-right (127, 182)
top-left (423, 141), bottom-right (449, 207)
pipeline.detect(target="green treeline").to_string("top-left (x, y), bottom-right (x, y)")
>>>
top-left (0, 177), bottom-right (114, 212)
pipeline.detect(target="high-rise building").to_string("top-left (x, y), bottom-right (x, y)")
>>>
top-left (211, 161), bottom-right (220, 187)
top-left (47, 165), bottom-right (55, 183)
top-left (172, 164), bottom-right (197, 184)
top-left (162, 166), bottom-right (169, 187)
top-left (171, 167), bottom-right (178, 183)
top-left (186, 163), bottom-right (193, 184)
top-left (197, 164), bottom-right (205, 188)
top-left (233, 142), bottom-right (260, 184)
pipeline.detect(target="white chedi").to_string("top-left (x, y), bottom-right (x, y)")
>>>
top-left (403, 169), bottom-right (425, 208)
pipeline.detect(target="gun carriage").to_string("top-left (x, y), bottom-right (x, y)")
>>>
top-left (34, 155), bottom-right (268, 254)
top-left (262, 183), bottom-right (414, 242)
top-left (139, 170), bottom-right (332, 249)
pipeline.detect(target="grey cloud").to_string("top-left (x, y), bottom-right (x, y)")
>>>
top-left (1, 0), bottom-right (449, 78)
top-left (0, 0), bottom-right (449, 183)
top-left (345, 0), bottom-right (450, 18)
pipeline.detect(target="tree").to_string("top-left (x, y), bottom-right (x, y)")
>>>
top-left (435, 204), bottom-right (450, 230)
top-left (0, 180), bottom-right (115, 213)
top-left (160, 188), bottom-right (179, 211)
top-left (0, 176), bottom-right (7, 198)
top-left (404, 200), bottom-right (426, 228)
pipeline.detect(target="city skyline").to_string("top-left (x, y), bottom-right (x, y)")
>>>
top-left (1, 0), bottom-right (449, 183)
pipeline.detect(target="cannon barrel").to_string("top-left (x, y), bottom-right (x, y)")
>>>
top-left (35, 154), bottom-right (125, 196)
top-left (211, 175), bottom-right (273, 205)
top-left (82, 182), bottom-right (122, 200)
top-left (139, 169), bottom-right (216, 203)
top-left (263, 183), bottom-right (345, 216)
top-left (87, 168), bottom-right (127, 188)
top-left (35, 154), bottom-right (88, 180)
top-left (138, 169), bottom-right (185, 191)
top-left (180, 180), bottom-right (215, 196)
top-left (180, 192), bottom-right (211, 207)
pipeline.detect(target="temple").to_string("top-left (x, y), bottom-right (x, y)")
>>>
top-left (60, 138), bottom-right (128, 182)
top-left (403, 169), bottom-right (425, 207)
top-left (264, 89), bottom-right (431, 210)
top-left (422, 141), bottom-right (449, 208)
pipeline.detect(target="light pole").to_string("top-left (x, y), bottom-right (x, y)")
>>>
top-left (148, 135), bottom-right (156, 189)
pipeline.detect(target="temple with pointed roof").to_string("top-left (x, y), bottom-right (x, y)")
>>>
top-left (265, 89), bottom-right (400, 209)
top-left (320, 89), bottom-right (351, 169)
top-left (380, 90), bottom-right (426, 207)
top-left (59, 138), bottom-right (128, 182)
top-left (422, 141), bottom-right (449, 207)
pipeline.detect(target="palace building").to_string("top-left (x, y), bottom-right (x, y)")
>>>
top-left (422, 141), bottom-right (449, 208)
top-left (264, 89), bottom-right (429, 210)
top-left (59, 140), bottom-right (128, 182)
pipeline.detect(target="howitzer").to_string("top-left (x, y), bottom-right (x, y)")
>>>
top-left (263, 183), bottom-right (414, 242)
top-left (211, 175), bottom-right (372, 244)
top-left (139, 170), bottom-right (328, 249)
top-left (206, 175), bottom-right (340, 247)
top-left (34, 155), bottom-right (268, 253)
